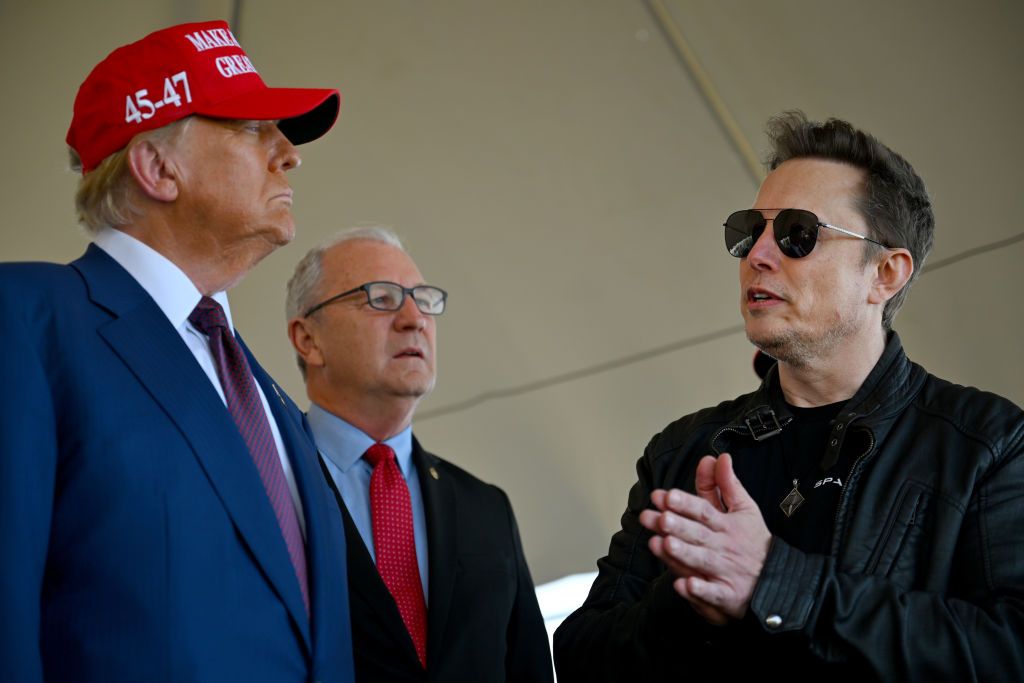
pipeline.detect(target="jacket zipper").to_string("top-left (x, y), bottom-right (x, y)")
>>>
top-left (710, 416), bottom-right (794, 454)
top-left (830, 428), bottom-right (876, 556)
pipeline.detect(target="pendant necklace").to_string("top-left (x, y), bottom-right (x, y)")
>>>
top-left (779, 479), bottom-right (805, 517)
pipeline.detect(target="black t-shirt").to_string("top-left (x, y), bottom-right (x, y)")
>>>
top-left (734, 400), bottom-right (851, 555)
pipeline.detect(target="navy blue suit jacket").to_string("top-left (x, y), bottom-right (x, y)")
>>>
top-left (0, 245), bottom-right (354, 682)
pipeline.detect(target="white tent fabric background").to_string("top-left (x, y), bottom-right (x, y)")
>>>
top-left (1, 0), bottom-right (1021, 585)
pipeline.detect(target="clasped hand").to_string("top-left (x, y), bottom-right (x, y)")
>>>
top-left (638, 453), bottom-right (771, 625)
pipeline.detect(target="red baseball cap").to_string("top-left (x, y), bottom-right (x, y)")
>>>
top-left (66, 20), bottom-right (341, 173)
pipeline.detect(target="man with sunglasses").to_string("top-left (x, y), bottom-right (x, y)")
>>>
top-left (286, 227), bottom-right (553, 682)
top-left (554, 112), bottom-right (1024, 680)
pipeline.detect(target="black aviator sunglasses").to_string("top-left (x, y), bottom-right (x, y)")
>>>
top-left (724, 208), bottom-right (890, 259)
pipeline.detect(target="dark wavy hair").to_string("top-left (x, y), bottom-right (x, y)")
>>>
top-left (765, 111), bottom-right (934, 330)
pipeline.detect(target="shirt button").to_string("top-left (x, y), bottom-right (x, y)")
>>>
top-left (765, 614), bottom-right (783, 629)
top-left (835, 422), bottom-right (844, 430)
top-left (830, 439), bottom-right (838, 447)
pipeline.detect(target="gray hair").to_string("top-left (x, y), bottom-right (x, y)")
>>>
top-left (285, 225), bottom-right (406, 377)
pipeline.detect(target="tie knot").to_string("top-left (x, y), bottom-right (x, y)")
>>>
top-left (364, 443), bottom-right (396, 468)
top-left (189, 296), bottom-right (229, 336)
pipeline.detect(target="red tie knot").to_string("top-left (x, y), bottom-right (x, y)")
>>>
top-left (188, 296), bottom-right (230, 336)
top-left (364, 442), bottom-right (396, 468)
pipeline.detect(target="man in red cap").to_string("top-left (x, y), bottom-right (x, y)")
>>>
top-left (0, 21), bottom-right (354, 682)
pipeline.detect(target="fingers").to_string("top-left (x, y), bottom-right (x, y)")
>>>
top-left (643, 511), bottom-right (708, 557)
top-left (642, 453), bottom-right (766, 624)
top-left (657, 488), bottom-right (726, 531)
top-left (673, 577), bottom-right (732, 624)
top-left (642, 511), bottom-right (713, 554)
top-left (651, 453), bottom-right (733, 519)
top-left (648, 535), bottom-right (698, 579)
top-left (660, 533), bottom-right (715, 576)
top-left (694, 455), bottom-right (725, 512)
top-left (652, 540), bottom-right (730, 624)
top-left (713, 453), bottom-right (754, 512)
top-left (641, 498), bottom-right (722, 546)
top-left (673, 577), bottom-right (730, 625)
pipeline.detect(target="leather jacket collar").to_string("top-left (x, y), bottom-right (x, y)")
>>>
top-left (711, 332), bottom-right (927, 469)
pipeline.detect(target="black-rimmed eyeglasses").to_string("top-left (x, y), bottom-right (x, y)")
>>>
top-left (303, 281), bottom-right (448, 317)
top-left (724, 208), bottom-right (891, 259)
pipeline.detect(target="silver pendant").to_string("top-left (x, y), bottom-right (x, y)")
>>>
top-left (780, 479), bottom-right (805, 517)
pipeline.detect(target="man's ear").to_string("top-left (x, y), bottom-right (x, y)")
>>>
top-left (126, 139), bottom-right (179, 202)
top-left (868, 247), bottom-right (914, 305)
top-left (288, 317), bottom-right (325, 370)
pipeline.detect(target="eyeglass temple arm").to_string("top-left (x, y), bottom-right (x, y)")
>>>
top-left (303, 288), bottom-right (357, 317)
top-left (819, 222), bottom-right (888, 248)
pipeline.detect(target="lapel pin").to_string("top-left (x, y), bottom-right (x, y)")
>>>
top-left (429, 467), bottom-right (439, 480)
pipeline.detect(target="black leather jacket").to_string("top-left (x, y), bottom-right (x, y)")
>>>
top-left (554, 333), bottom-right (1024, 681)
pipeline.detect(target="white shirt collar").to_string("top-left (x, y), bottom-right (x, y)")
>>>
top-left (93, 227), bottom-right (233, 330)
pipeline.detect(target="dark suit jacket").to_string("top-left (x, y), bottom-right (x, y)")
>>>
top-left (323, 438), bottom-right (553, 682)
top-left (0, 245), bottom-right (354, 682)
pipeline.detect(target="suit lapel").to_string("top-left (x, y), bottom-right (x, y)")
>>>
top-left (241, 339), bottom-right (327, 645)
top-left (73, 246), bottom-right (311, 649)
top-left (414, 438), bottom-right (457, 651)
top-left (319, 457), bottom-right (421, 663)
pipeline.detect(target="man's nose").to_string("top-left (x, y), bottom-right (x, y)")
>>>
top-left (270, 124), bottom-right (301, 172)
top-left (394, 295), bottom-right (426, 330)
top-left (745, 223), bottom-right (781, 270)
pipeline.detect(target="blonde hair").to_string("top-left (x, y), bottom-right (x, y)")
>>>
top-left (70, 117), bottom-right (194, 234)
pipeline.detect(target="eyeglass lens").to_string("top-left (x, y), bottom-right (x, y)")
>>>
top-left (724, 209), bottom-right (820, 259)
top-left (366, 282), bottom-right (446, 314)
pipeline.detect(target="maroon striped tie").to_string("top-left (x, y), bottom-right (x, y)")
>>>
top-left (365, 443), bottom-right (428, 668)
top-left (189, 297), bottom-right (309, 615)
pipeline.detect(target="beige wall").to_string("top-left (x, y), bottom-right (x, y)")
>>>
top-left (2, 0), bottom-right (1021, 583)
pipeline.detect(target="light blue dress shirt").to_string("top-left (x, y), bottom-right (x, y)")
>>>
top-left (308, 403), bottom-right (429, 600)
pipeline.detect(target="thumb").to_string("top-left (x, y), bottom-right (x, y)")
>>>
top-left (715, 453), bottom-right (752, 511)
top-left (694, 455), bottom-right (725, 512)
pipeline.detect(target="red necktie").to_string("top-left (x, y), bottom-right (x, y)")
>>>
top-left (189, 297), bottom-right (309, 616)
top-left (364, 443), bottom-right (428, 668)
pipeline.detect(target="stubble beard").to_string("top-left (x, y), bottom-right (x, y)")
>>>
top-left (748, 316), bottom-right (859, 370)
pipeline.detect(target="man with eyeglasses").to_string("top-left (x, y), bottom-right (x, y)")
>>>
top-left (554, 111), bottom-right (1024, 680)
top-left (286, 227), bottom-right (553, 682)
